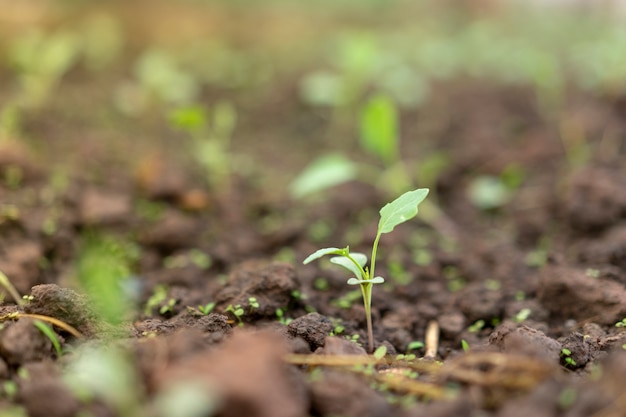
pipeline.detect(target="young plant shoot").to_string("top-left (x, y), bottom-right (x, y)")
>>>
top-left (303, 188), bottom-right (429, 353)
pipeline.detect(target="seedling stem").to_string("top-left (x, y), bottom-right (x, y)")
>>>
top-left (304, 188), bottom-right (429, 352)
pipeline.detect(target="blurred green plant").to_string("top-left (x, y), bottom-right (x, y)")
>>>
top-left (7, 29), bottom-right (81, 107)
top-left (76, 232), bottom-right (140, 326)
top-left (169, 103), bottom-right (237, 191)
top-left (64, 346), bottom-right (142, 417)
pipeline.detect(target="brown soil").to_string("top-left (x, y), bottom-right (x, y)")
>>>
top-left (1, 3), bottom-right (626, 417)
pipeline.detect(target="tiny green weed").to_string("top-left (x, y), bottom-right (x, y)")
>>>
top-left (275, 308), bottom-right (292, 325)
top-left (197, 302), bottom-right (216, 315)
top-left (304, 188), bottom-right (429, 352)
top-left (461, 339), bottom-right (470, 352)
top-left (144, 285), bottom-right (168, 316)
top-left (225, 304), bottom-right (245, 326)
top-left (406, 340), bottom-right (424, 352)
top-left (159, 298), bottom-right (177, 316)
top-left (514, 308), bottom-right (532, 323)
top-left (468, 320), bottom-right (485, 333)
top-left (561, 348), bottom-right (577, 367)
top-left (248, 297), bottom-right (259, 309)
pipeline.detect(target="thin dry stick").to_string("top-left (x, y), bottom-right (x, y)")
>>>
top-left (438, 352), bottom-right (554, 389)
top-left (285, 353), bottom-right (448, 399)
top-left (424, 320), bottom-right (439, 359)
top-left (285, 354), bottom-right (379, 367)
top-left (0, 313), bottom-right (84, 339)
top-left (375, 372), bottom-right (448, 399)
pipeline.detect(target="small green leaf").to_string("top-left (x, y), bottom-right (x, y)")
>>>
top-left (378, 188), bottom-right (429, 234)
top-left (289, 154), bottom-right (357, 198)
top-left (330, 253), bottom-right (367, 278)
top-left (347, 278), bottom-right (361, 285)
top-left (373, 345), bottom-right (387, 360)
top-left (407, 341), bottom-right (424, 351)
top-left (370, 276), bottom-right (385, 284)
top-left (303, 247), bottom-right (346, 264)
top-left (359, 94), bottom-right (399, 164)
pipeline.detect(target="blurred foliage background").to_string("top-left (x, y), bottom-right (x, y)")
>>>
top-left (0, 0), bottom-right (625, 192)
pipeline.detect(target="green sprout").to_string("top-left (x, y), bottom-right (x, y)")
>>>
top-left (406, 340), bottom-right (424, 352)
top-left (461, 339), bottom-right (470, 352)
top-left (275, 308), bottom-right (292, 325)
top-left (197, 302), bottom-right (215, 315)
top-left (169, 102), bottom-right (237, 192)
top-left (159, 298), bottom-right (177, 316)
top-left (561, 348), bottom-right (577, 367)
top-left (514, 308), bottom-right (532, 323)
top-left (187, 302), bottom-right (216, 316)
top-left (468, 320), bottom-right (485, 333)
top-left (225, 304), bottom-right (245, 326)
top-left (248, 297), bottom-right (259, 309)
top-left (303, 188), bottom-right (429, 352)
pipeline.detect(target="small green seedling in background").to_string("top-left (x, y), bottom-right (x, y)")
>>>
top-left (406, 340), bottom-right (424, 352)
top-left (373, 345), bottom-right (387, 361)
top-left (514, 308), bottom-right (532, 323)
top-left (159, 298), bottom-right (176, 316)
top-left (468, 320), bottom-right (485, 333)
top-left (461, 339), bottom-right (470, 352)
top-left (187, 302), bottom-right (216, 316)
top-left (332, 289), bottom-right (362, 309)
top-left (197, 302), bottom-right (215, 315)
top-left (561, 348), bottom-right (577, 367)
top-left (225, 304), bottom-right (245, 326)
top-left (144, 285), bottom-right (168, 316)
top-left (169, 102), bottom-right (237, 192)
top-left (615, 318), bottom-right (626, 328)
top-left (304, 188), bottom-right (429, 352)
top-left (248, 297), bottom-right (259, 309)
top-left (275, 308), bottom-right (292, 325)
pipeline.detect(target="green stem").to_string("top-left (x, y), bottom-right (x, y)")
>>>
top-left (369, 232), bottom-right (382, 280)
top-left (360, 282), bottom-right (374, 353)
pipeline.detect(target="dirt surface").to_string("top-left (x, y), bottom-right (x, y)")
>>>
top-left (1, 2), bottom-right (626, 417)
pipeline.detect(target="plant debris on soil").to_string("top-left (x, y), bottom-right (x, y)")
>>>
top-left (1, 2), bottom-right (626, 417)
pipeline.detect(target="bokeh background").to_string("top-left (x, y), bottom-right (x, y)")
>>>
top-left (2, 0), bottom-right (626, 196)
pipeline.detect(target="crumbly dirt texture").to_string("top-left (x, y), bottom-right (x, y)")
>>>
top-left (1, 2), bottom-right (626, 417)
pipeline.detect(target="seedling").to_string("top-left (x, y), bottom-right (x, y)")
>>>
top-left (169, 102), bottom-right (237, 192)
top-left (144, 285), bottom-right (168, 316)
top-left (406, 340), bottom-right (424, 352)
top-left (561, 348), bottom-right (577, 367)
top-left (248, 297), bottom-right (259, 309)
top-left (514, 308), bottom-right (532, 323)
top-left (159, 298), bottom-right (176, 316)
top-left (197, 302), bottom-right (216, 315)
top-left (468, 320), bottom-right (485, 333)
top-left (615, 318), bottom-right (626, 328)
top-left (332, 289), bottom-right (362, 309)
top-left (461, 339), bottom-right (470, 352)
top-left (225, 304), bottom-right (245, 326)
top-left (304, 188), bottom-right (429, 352)
top-left (275, 308), bottom-right (292, 325)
